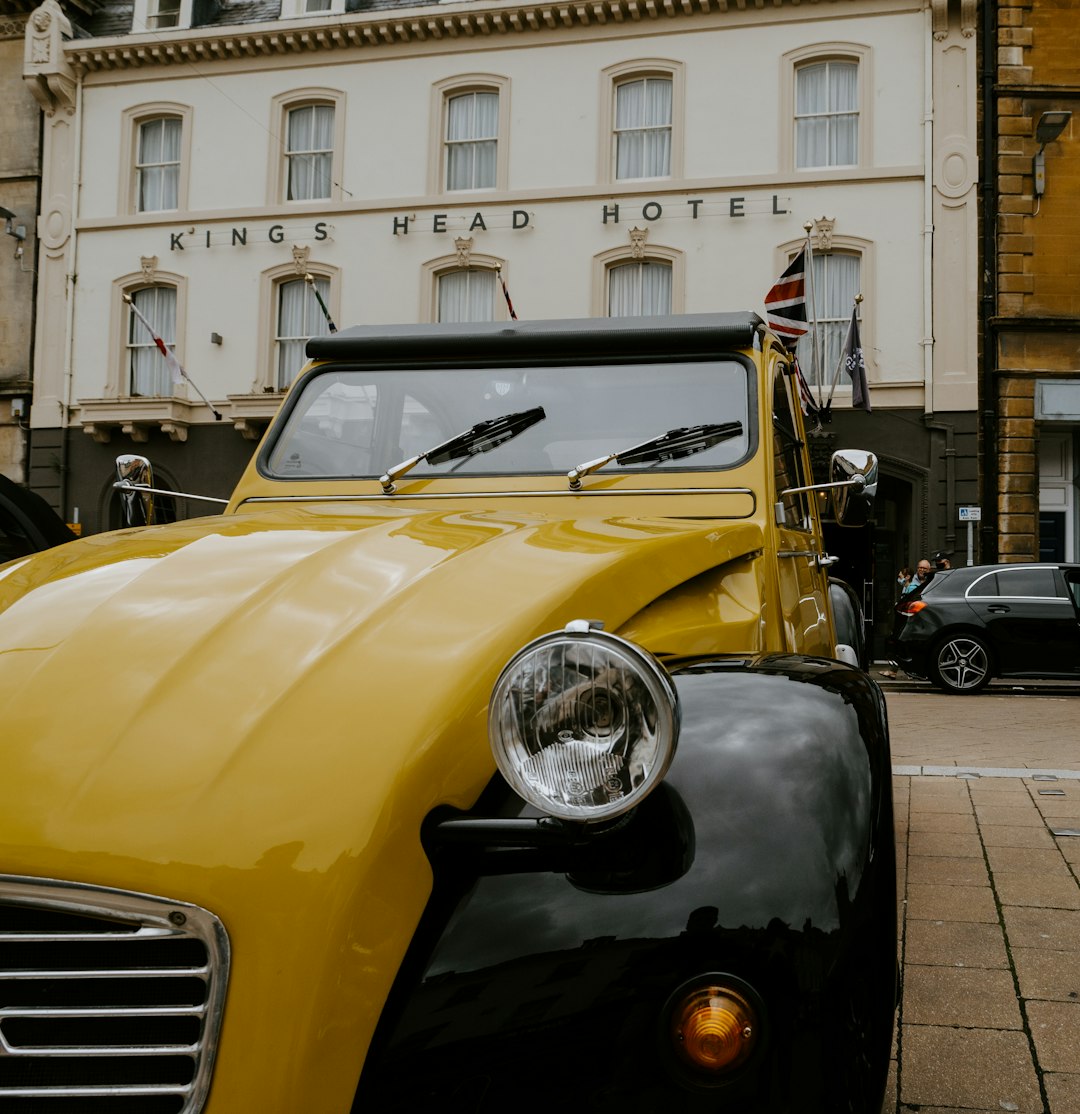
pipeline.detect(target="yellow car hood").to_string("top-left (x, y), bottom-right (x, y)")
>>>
top-left (0, 502), bottom-right (762, 1109)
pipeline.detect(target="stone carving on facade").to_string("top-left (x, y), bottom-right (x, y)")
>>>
top-left (629, 227), bottom-right (648, 260)
top-left (23, 0), bottom-right (76, 113)
top-left (291, 245), bottom-right (310, 274)
top-left (812, 217), bottom-right (836, 253)
top-left (140, 256), bottom-right (158, 283)
top-left (930, 0), bottom-right (973, 40)
top-left (454, 236), bottom-right (473, 268)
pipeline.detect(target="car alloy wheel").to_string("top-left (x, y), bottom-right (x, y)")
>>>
top-left (932, 635), bottom-right (991, 694)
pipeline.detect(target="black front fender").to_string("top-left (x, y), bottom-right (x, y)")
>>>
top-left (355, 656), bottom-right (895, 1113)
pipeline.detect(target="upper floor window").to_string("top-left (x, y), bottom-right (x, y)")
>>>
top-left (281, 0), bottom-right (344, 15)
top-left (136, 117), bottom-right (181, 213)
top-left (286, 104), bottom-right (334, 201)
top-left (128, 286), bottom-right (177, 398)
top-left (132, 0), bottom-right (193, 30)
top-left (276, 275), bottom-right (332, 389)
top-left (796, 251), bottom-right (861, 384)
top-left (614, 76), bottom-right (672, 179)
top-left (795, 59), bottom-right (858, 169)
top-left (438, 268), bottom-right (496, 323)
top-left (446, 91), bottom-right (499, 191)
top-left (608, 260), bottom-right (672, 317)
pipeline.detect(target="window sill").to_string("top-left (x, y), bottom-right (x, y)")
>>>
top-left (78, 396), bottom-right (205, 444)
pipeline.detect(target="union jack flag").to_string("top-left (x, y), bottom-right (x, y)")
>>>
top-left (763, 248), bottom-right (809, 345)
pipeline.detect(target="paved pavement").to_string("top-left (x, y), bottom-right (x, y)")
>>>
top-left (878, 673), bottom-right (1080, 1114)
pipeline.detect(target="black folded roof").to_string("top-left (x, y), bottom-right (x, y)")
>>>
top-left (306, 312), bottom-right (763, 365)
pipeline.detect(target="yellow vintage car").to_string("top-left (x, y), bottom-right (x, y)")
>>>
top-left (0, 313), bottom-right (894, 1113)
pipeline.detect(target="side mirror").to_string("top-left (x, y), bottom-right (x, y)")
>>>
top-left (830, 449), bottom-right (878, 527)
top-left (115, 454), bottom-right (155, 527)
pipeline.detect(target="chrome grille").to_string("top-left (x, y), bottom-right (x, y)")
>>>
top-left (0, 877), bottom-right (229, 1114)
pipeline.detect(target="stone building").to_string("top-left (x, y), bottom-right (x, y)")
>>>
top-left (986, 0), bottom-right (1080, 563)
top-left (22, 0), bottom-right (979, 647)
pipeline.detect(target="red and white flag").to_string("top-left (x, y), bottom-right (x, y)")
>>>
top-left (125, 295), bottom-right (185, 386)
top-left (497, 268), bottom-right (518, 321)
top-left (763, 248), bottom-right (809, 345)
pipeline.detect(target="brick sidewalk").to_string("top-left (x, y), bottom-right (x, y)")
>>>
top-left (884, 691), bottom-right (1080, 1114)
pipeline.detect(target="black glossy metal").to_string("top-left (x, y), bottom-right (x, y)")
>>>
top-left (355, 656), bottom-right (896, 1113)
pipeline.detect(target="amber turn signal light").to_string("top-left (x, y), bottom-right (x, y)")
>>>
top-left (670, 984), bottom-right (758, 1074)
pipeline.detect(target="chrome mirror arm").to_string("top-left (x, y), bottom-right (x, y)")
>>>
top-left (113, 481), bottom-right (229, 506)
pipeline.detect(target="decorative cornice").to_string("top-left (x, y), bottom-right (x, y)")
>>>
top-left (63, 0), bottom-right (864, 72)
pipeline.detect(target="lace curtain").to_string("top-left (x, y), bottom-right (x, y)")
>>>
top-left (608, 261), bottom-right (672, 317)
top-left (615, 78), bottom-right (672, 179)
top-left (277, 276), bottom-right (331, 389)
top-left (287, 105), bottom-right (334, 201)
top-left (446, 92), bottom-right (499, 190)
top-left (137, 118), bottom-right (181, 212)
top-left (129, 286), bottom-right (176, 397)
top-left (795, 61), bottom-right (858, 168)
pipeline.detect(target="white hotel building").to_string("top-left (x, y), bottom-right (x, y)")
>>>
top-left (23, 0), bottom-right (978, 637)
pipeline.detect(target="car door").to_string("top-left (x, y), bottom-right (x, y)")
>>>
top-left (770, 365), bottom-right (831, 657)
top-left (965, 565), bottom-right (1080, 676)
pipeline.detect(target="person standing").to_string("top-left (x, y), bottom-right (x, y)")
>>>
top-left (903, 559), bottom-right (933, 595)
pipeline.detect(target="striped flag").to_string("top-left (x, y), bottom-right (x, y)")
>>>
top-left (764, 248), bottom-right (809, 344)
top-left (793, 355), bottom-right (820, 419)
top-left (125, 294), bottom-right (184, 386)
top-left (842, 304), bottom-right (871, 412)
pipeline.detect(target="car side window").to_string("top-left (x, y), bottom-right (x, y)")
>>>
top-left (772, 366), bottom-right (810, 529)
top-left (992, 567), bottom-right (1061, 599)
top-left (1063, 570), bottom-right (1080, 610)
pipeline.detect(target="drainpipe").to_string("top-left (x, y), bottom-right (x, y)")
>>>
top-left (922, 3), bottom-right (935, 415)
top-left (979, 0), bottom-right (999, 562)
top-left (58, 67), bottom-right (83, 524)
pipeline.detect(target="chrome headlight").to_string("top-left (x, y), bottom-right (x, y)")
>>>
top-left (488, 621), bottom-right (680, 822)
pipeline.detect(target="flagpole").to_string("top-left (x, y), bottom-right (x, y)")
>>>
top-left (122, 292), bottom-right (223, 420)
top-left (826, 293), bottom-right (863, 406)
top-left (802, 222), bottom-right (824, 412)
top-left (495, 265), bottom-right (518, 320)
top-left (304, 273), bottom-right (337, 334)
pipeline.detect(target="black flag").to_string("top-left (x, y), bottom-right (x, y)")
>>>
top-left (842, 306), bottom-right (870, 412)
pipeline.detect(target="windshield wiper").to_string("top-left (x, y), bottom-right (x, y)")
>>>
top-left (380, 406), bottom-right (546, 493)
top-left (567, 421), bottom-right (743, 490)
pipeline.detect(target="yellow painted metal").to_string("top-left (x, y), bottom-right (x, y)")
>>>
top-left (0, 332), bottom-right (835, 1111)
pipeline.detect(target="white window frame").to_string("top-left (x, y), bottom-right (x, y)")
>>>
top-left (269, 90), bottom-right (346, 206)
top-left (428, 75), bottom-right (510, 195)
top-left (599, 60), bottom-right (684, 185)
top-left (592, 244), bottom-right (684, 317)
top-left (120, 104), bottom-right (192, 216)
top-left (131, 0), bottom-right (193, 31)
top-left (780, 43), bottom-right (871, 175)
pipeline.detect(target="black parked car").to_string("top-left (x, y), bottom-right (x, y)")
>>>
top-left (0, 475), bottom-right (75, 565)
top-left (890, 562), bottom-right (1080, 693)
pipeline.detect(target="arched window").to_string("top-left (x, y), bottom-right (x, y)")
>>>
top-left (430, 76), bottom-right (510, 194)
top-left (275, 275), bottom-right (332, 389)
top-left (127, 285), bottom-right (177, 397)
top-left (795, 251), bottom-right (861, 384)
top-left (608, 260), bottom-right (672, 317)
top-left (795, 60), bottom-right (858, 169)
top-left (286, 104), bottom-right (335, 201)
top-left (614, 77), bottom-right (672, 179)
top-left (438, 269), bottom-right (496, 323)
top-left (445, 91), bottom-right (499, 191)
top-left (270, 90), bottom-right (345, 205)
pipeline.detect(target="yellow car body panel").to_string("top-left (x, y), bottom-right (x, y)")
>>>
top-left (1, 498), bottom-right (775, 1110)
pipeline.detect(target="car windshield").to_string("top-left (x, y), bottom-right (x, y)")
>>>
top-left (264, 359), bottom-right (754, 479)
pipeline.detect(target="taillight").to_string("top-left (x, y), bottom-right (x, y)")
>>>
top-left (899, 599), bottom-right (926, 616)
